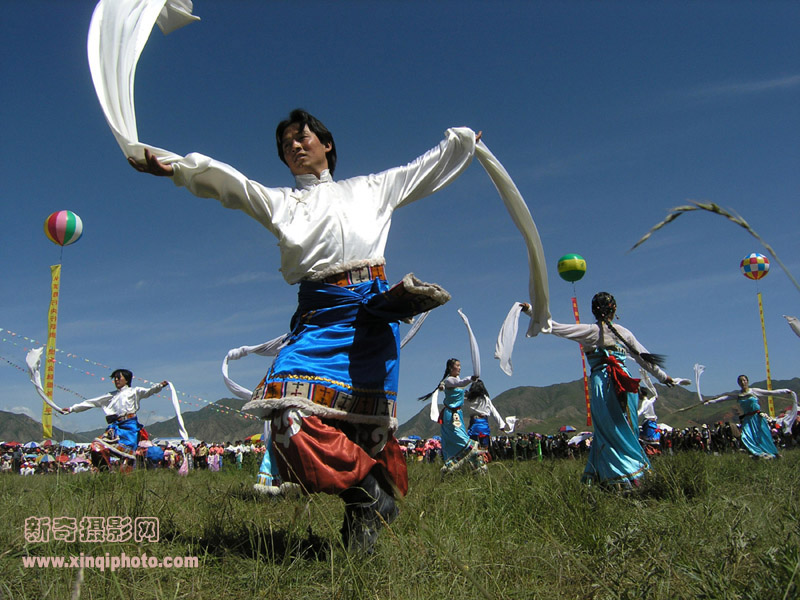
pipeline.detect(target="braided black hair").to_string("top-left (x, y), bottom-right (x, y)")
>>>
top-left (418, 358), bottom-right (460, 401)
top-left (591, 292), bottom-right (666, 368)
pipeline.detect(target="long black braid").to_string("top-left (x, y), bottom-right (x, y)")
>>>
top-left (591, 292), bottom-right (666, 368)
top-left (418, 358), bottom-right (460, 401)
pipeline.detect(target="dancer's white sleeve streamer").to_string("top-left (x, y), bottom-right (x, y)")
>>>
top-left (222, 335), bottom-right (289, 400)
top-left (457, 309), bottom-right (481, 378)
top-left (88, 0), bottom-right (199, 162)
top-left (25, 347), bottom-right (64, 413)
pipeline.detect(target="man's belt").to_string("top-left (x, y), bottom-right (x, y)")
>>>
top-left (321, 264), bottom-right (386, 287)
top-left (106, 412), bottom-right (137, 424)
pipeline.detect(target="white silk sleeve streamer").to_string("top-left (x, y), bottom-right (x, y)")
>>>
top-left (637, 369), bottom-right (658, 421)
top-left (429, 389), bottom-right (440, 423)
top-left (694, 364), bottom-right (706, 404)
top-left (784, 315), bottom-right (800, 338)
top-left (166, 382), bottom-right (189, 442)
top-left (87, 0), bottom-right (199, 162)
top-left (400, 311), bottom-right (430, 349)
top-left (475, 143), bottom-right (551, 338)
top-left (222, 335), bottom-right (289, 400)
top-left (749, 388), bottom-right (798, 433)
top-left (495, 303), bottom-right (523, 376)
top-left (25, 347), bottom-right (64, 413)
top-left (457, 309), bottom-right (481, 378)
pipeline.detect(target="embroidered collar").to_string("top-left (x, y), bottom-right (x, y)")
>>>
top-left (294, 169), bottom-right (333, 190)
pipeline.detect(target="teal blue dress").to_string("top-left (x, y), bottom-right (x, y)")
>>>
top-left (583, 347), bottom-right (650, 486)
top-left (736, 392), bottom-right (779, 458)
top-left (440, 378), bottom-right (473, 461)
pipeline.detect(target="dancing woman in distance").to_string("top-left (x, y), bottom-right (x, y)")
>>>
top-left (465, 378), bottom-right (514, 455)
top-left (522, 292), bottom-right (674, 489)
top-left (433, 358), bottom-right (487, 476)
top-left (702, 375), bottom-right (797, 459)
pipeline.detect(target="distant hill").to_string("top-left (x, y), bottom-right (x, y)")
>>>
top-left (0, 410), bottom-right (91, 443)
top-left (396, 377), bottom-right (800, 439)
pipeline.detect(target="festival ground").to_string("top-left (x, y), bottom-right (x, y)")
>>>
top-left (2, 449), bottom-right (798, 600)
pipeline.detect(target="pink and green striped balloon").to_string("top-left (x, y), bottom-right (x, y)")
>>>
top-left (44, 210), bottom-right (83, 246)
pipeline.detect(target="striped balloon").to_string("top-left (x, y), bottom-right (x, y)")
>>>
top-left (44, 211), bottom-right (83, 246)
top-left (557, 253), bottom-right (587, 283)
top-left (740, 253), bottom-right (769, 280)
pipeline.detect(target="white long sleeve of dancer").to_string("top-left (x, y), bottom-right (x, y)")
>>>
top-left (547, 319), bottom-right (670, 384)
top-left (467, 394), bottom-right (508, 430)
top-left (443, 376), bottom-right (474, 389)
top-left (705, 387), bottom-right (796, 405)
top-left (170, 128), bottom-right (476, 284)
top-left (67, 383), bottom-right (166, 417)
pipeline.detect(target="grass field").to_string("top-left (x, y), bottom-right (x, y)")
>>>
top-left (1, 450), bottom-right (798, 600)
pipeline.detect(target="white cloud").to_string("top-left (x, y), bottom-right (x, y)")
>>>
top-left (686, 74), bottom-right (800, 100)
top-left (9, 405), bottom-right (35, 419)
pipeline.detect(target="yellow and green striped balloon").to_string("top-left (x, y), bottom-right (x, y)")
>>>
top-left (557, 253), bottom-right (586, 283)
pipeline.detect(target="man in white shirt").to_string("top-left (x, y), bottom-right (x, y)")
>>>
top-left (130, 109), bottom-right (480, 552)
top-left (62, 369), bottom-right (167, 463)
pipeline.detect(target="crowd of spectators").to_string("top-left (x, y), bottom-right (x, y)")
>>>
top-left (4, 414), bottom-right (797, 475)
top-left (0, 438), bottom-right (266, 475)
top-left (401, 414), bottom-right (800, 464)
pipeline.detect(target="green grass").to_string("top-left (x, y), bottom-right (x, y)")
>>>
top-left (1, 450), bottom-right (798, 600)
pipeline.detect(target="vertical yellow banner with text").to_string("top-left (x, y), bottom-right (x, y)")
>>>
top-left (43, 264), bottom-right (61, 439)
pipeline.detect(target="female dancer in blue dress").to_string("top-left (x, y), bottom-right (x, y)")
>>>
top-left (703, 375), bottom-right (797, 459)
top-left (522, 293), bottom-right (674, 488)
top-left (435, 358), bottom-right (487, 475)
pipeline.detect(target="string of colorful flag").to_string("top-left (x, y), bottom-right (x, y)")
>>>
top-left (0, 328), bottom-right (258, 421)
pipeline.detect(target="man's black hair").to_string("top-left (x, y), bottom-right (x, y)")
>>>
top-left (111, 369), bottom-right (133, 385)
top-left (276, 108), bottom-right (337, 175)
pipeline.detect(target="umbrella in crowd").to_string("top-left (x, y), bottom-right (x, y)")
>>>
top-left (37, 454), bottom-right (55, 464)
top-left (567, 431), bottom-right (593, 446)
top-left (23, 441), bottom-right (39, 449)
top-left (56, 454), bottom-right (70, 463)
top-left (138, 440), bottom-right (154, 448)
top-left (67, 457), bottom-right (90, 464)
top-left (60, 440), bottom-right (77, 448)
top-left (244, 433), bottom-right (262, 442)
top-left (559, 425), bottom-right (576, 433)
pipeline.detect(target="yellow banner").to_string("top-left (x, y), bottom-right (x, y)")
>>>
top-left (757, 292), bottom-right (774, 416)
top-left (43, 264), bottom-right (61, 439)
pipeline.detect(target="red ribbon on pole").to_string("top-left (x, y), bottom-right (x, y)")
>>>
top-left (572, 297), bottom-right (592, 427)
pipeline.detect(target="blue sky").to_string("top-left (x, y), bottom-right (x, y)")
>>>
top-left (2, 1), bottom-right (798, 436)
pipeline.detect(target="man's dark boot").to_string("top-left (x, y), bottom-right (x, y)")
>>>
top-left (339, 472), bottom-right (398, 553)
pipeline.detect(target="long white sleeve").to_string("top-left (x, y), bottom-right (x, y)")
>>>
top-left (68, 393), bottom-right (114, 414)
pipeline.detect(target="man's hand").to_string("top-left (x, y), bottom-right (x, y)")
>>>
top-left (128, 148), bottom-right (174, 177)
